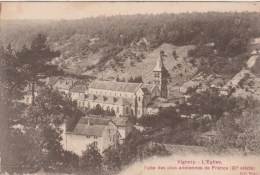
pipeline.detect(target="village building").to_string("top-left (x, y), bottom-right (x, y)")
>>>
top-left (20, 54), bottom-right (172, 119)
top-left (70, 84), bottom-right (87, 101)
top-left (62, 116), bottom-right (132, 155)
top-left (77, 54), bottom-right (169, 118)
top-left (52, 77), bottom-right (75, 94)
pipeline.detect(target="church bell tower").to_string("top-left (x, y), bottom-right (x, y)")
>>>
top-left (153, 52), bottom-right (168, 99)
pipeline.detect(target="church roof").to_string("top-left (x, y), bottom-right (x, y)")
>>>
top-left (85, 94), bottom-right (134, 106)
top-left (95, 96), bottom-right (107, 103)
top-left (85, 94), bottom-right (97, 101)
top-left (140, 88), bottom-right (150, 95)
top-left (153, 55), bottom-right (167, 72)
top-left (140, 84), bottom-right (156, 93)
top-left (70, 84), bottom-right (87, 93)
top-left (89, 80), bottom-right (141, 93)
top-left (103, 96), bottom-right (117, 104)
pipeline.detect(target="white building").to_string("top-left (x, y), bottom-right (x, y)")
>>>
top-left (62, 116), bottom-right (132, 155)
top-left (75, 54), bottom-right (169, 118)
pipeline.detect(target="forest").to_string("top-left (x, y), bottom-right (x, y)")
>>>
top-left (2, 12), bottom-right (260, 55)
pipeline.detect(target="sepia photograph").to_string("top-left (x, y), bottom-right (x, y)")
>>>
top-left (0, 2), bottom-right (260, 175)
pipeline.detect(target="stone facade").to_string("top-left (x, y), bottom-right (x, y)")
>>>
top-left (153, 53), bottom-right (169, 99)
top-left (62, 116), bottom-right (132, 155)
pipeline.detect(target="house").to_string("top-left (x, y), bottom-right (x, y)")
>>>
top-left (110, 117), bottom-right (132, 143)
top-left (52, 77), bottom-right (75, 94)
top-left (70, 84), bottom-right (88, 102)
top-left (63, 116), bottom-right (132, 155)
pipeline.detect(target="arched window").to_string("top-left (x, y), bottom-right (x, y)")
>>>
top-left (131, 109), bottom-right (134, 115)
top-left (117, 107), bottom-right (119, 113)
top-left (96, 104), bottom-right (101, 111)
top-left (111, 108), bottom-right (115, 116)
top-left (126, 106), bottom-right (129, 114)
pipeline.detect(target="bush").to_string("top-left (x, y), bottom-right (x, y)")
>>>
top-left (79, 146), bottom-right (102, 175)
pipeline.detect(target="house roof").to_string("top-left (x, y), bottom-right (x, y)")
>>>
top-left (111, 117), bottom-right (129, 127)
top-left (70, 85), bottom-right (87, 93)
top-left (68, 124), bottom-right (106, 137)
top-left (171, 90), bottom-right (185, 98)
top-left (53, 78), bottom-right (74, 90)
top-left (49, 76), bottom-right (60, 87)
top-left (79, 116), bottom-right (112, 126)
top-left (89, 80), bottom-right (141, 93)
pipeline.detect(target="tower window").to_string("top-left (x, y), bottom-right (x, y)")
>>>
top-left (126, 107), bottom-right (129, 114)
top-left (154, 73), bottom-right (159, 78)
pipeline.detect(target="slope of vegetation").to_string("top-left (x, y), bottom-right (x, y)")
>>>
top-left (1, 12), bottom-right (260, 78)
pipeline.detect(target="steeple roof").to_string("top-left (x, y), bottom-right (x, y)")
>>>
top-left (153, 55), bottom-right (167, 72)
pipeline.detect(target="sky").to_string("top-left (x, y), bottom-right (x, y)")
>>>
top-left (1, 2), bottom-right (260, 20)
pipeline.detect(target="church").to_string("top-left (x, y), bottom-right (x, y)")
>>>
top-left (75, 53), bottom-right (169, 118)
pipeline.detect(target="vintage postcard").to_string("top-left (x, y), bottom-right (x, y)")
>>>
top-left (0, 2), bottom-right (260, 175)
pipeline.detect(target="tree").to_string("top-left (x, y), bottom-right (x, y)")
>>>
top-left (102, 147), bottom-right (122, 175)
top-left (0, 46), bottom-right (26, 172)
top-left (226, 37), bottom-right (246, 56)
top-left (17, 34), bottom-right (61, 104)
top-left (79, 146), bottom-right (102, 175)
top-left (59, 151), bottom-right (80, 173)
top-left (136, 142), bottom-right (170, 161)
top-left (208, 109), bottom-right (260, 155)
top-left (22, 86), bottom-right (83, 171)
top-left (186, 90), bottom-right (237, 121)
